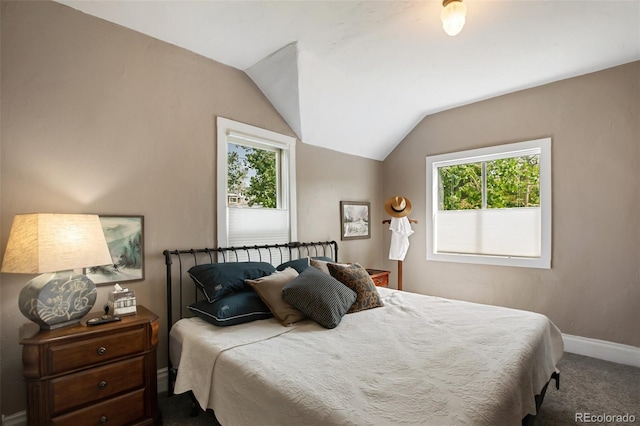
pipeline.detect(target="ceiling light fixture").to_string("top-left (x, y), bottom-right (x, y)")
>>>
top-left (441, 0), bottom-right (467, 37)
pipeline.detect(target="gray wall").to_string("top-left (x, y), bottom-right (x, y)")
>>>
top-left (383, 61), bottom-right (640, 349)
top-left (297, 141), bottom-right (385, 266)
top-left (0, 1), bottom-right (383, 415)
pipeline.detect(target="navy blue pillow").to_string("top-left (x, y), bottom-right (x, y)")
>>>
top-left (188, 292), bottom-right (273, 326)
top-left (276, 257), bottom-right (335, 274)
top-left (276, 257), bottom-right (310, 273)
top-left (189, 262), bottom-right (276, 303)
top-left (282, 266), bottom-right (356, 329)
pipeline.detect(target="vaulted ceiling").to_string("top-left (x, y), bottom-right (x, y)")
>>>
top-left (57, 1), bottom-right (640, 160)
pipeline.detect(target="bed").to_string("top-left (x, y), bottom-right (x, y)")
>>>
top-left (163, 241), bottom-right (563, 425)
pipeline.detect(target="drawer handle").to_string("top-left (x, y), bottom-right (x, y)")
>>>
top-left (97, 346), bottom-right (107, 355)
top-left (99, 415), bottom-right (108, 424)
top-left (98, 380), bottom-right (108, 390)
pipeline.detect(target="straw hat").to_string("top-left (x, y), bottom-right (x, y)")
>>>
top-left (384, 195), bottom-right (412, 218)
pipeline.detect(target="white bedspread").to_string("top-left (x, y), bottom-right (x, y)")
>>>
top-left (171, 287), bottom-right (563, 425)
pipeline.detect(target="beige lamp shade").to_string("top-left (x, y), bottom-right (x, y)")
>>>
top-left (1, 213), bottom-right (112, 274)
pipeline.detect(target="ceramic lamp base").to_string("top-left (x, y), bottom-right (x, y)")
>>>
top-left (18, 271), bottom-right (97, 330)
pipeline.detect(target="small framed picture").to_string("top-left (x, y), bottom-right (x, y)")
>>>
top-left (340, 201), bottom-right (371, 240)
top-left (85, 215), bottom-right (144, 285)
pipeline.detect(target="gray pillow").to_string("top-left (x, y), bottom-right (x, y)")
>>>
top-left (282, 266), bottom-right (356, 329)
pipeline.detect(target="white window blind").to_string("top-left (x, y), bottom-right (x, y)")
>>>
top-left (227, 206), bottom-right (290, 248)
top-left (435, 208), bottom-right (541, 257)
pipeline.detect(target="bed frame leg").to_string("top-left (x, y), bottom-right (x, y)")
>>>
top-left (168, 368), bottom-right (177, 397)
top-left (552, 371), bottom-right (560, 390)
top-left (188, 391), bottom-right (201, 417)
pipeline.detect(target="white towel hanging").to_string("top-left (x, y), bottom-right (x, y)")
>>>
top-left (388, 217), bottom-right (414, 261)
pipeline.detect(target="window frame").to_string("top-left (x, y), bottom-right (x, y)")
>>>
top-left (216, 117), bottom-right (297, 248)
top-left (426, 138), bottom-right (552, 269)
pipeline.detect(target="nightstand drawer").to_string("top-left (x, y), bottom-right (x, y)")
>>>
top-left (371, 275), bottom-right (389, 287)
top-left (51, 389), bottom-right (146, 426)
top-left (51, 356), bottom-right (145, 414)
top-left (366, 269), bottom-right (390, 287)
top-left (49, 328), bottom-right (145, 374)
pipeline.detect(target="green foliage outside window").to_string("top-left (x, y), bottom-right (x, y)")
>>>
top-left (439, 155), bottom-right (539, 210)
top-left (439, 163), bottom-right (482, 210)
top-left (244, 148), bottom-right (277, 208)
top-left (487, 156), bottom-right (540, 208)
top-left (227, 150), bottom-right (247, 198)
top-left (227, 144), bottom-right (277, 208)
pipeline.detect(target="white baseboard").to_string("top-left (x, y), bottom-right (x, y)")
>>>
top-left (1, 412), bottom-right (25, 426)
top-left (157, 367), bottom-right (169, 393)
top-left (562, 333), bottom-right (640, 368)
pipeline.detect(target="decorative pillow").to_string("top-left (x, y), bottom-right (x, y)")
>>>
top-left (282, 266), bottom-right (356, 329)
top-left (312, 256), bottom-right (334, 262)
top-left (309, 258), bottom-right (333, 275)
top-left (327, 262), bottom-right (384, 314)
top-left (276, 257), bottom-right (310, 274)
top-left (310, 258), bottom-right (349, 275)
top-left (188, 262), bottom-right (276, 303)
top-left (188, 292), bottom-right (273, 327)
top-left (245, 268), bottom-right (305, 326)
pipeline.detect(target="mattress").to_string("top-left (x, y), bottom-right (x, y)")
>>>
top-left (170, 287), bottom-right (564, 425)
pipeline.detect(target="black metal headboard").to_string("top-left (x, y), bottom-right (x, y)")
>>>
top-left (163, 240), bottom-right (337, 328)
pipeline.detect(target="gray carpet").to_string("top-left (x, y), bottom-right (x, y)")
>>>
top-left (536, 353), bottom-right (639, 426)
top-left (158, 352), bottom-right (640, 425)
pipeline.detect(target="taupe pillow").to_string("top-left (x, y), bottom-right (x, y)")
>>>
top-left (327, 262), bottom-right (384, 314)
top-left (245, 268), bottom-right (305, 326)
top-left (309, 258), bottom-right (332, 274)
top-left (310, 258), bottom-right (350, 275)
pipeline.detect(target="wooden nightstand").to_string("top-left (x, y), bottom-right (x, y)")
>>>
top-left (366, 269), bottom-right (390, 287)
top-left (20, 305), bottom-right (160, 426)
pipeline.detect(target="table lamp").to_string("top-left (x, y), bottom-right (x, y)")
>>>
top-left (1, 213), bottom-right (113, 330)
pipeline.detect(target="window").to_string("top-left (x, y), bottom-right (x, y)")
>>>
top-left (426, 138), bottom-right (551, 269)
top-left (217, 117), bottom-right (297, 249)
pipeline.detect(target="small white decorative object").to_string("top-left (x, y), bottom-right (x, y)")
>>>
top-left (108, 283), bottom-right (137, 316)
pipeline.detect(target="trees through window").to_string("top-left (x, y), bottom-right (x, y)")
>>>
top-left (439, 154), bottom-right (540, 210)
top-left (227, 143), bottom-right (278, 209)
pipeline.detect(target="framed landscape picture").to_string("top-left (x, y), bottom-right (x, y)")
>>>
top-left (85, 215), bottom-right (144, 285)
top-left (340, 201), bottom-right (371, 240)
